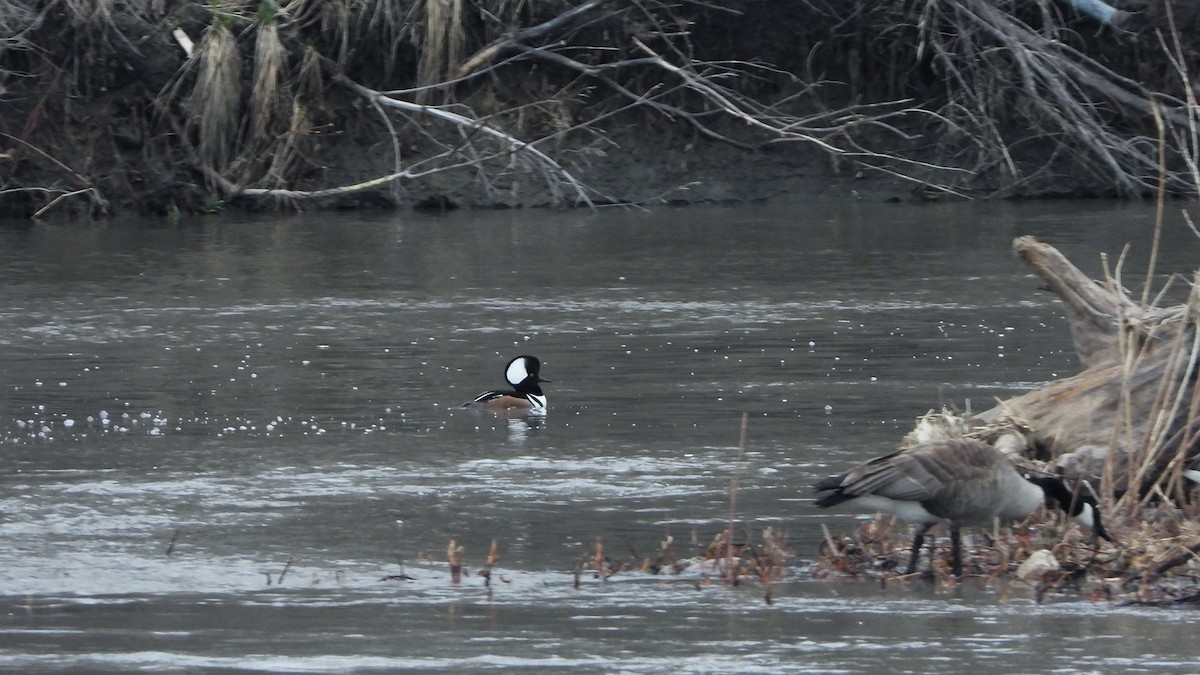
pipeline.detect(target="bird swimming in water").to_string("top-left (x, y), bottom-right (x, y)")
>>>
top-left (462, 354), bottom-right (550, 413)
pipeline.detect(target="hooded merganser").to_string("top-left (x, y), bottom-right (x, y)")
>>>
top-left (462, 355), bottom-right (550, 412)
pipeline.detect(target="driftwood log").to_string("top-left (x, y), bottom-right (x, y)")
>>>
top-left (970, 236), bottom-right (1200, 500)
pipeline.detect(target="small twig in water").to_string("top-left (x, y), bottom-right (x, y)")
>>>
top-left (448, 540), bottom-right (465, 584)
top-left (725, 412), bottom-right (749, 586)
top-left (592, 537), bottom-right (612, 581)
top-left (480, 539), bottom-right (499, 588)
top-left (277, 557), bottom-right (293, 585)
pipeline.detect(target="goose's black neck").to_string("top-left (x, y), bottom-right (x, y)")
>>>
top-left (1027, 475), bottom-right (1083, 515)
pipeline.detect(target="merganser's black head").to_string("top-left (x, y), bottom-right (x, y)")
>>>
top-left (505, 354), bottom-right (550, 395)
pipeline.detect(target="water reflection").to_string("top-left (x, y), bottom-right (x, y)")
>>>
top-left (505, 415), bottom-right (542, 445)
top-left (2, 202), bottom-right (1199, 671)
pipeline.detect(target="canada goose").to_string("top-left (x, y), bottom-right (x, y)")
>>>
top-left (813, 438), bottom-right (1114, 577)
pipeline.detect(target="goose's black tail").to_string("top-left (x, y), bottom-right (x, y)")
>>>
top-left (812, 474), bottom-right (852, 509)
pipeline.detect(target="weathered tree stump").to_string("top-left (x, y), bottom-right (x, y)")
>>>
top-left (971, 237), bottom-right (1199, 499)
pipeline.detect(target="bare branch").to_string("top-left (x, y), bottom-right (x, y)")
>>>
top-left (454, 0), bottom-right (612, 80)
top-left (332, 73), bottom-right (597, 207)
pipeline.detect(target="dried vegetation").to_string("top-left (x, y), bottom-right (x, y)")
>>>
top-left (815, 228), bottom-right (1200, 605)
top-left (5, 1), bottom-right (1200, 216)
top-left (812, 485), bottom-right (1200, 606)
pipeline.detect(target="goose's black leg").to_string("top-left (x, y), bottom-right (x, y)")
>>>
top-left (907, 523), bottom-right (933, 574)
top-left (950, 525), bottom-right (963, 577)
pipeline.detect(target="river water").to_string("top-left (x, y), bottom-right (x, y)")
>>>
top-left (1, 201), bottom-right (1198, 672)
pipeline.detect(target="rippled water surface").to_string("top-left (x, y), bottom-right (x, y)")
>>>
top-left (3, 201), bottom-right (1200, 672)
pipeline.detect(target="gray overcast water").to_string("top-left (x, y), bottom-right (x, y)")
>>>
top-left (2, 201), bottom-right (1199, 672)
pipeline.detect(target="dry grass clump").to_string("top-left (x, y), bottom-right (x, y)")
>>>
top-left (573, 528), bottom-right (795, 604)
top-left (186, 18), bottom-right (242, 174)
top-left (249, 4), bottom-right (286, 146)
top-left (415, 0), bottom-right (466, 95)
top-left (1104, 500), bottom-right (1200, 605)
top-left (812, 495), bottom-right (1200, 605)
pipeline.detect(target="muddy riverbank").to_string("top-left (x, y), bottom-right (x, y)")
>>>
top-left (2, 1), bottom-right (1195, 218)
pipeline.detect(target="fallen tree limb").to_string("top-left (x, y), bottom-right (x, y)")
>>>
top-left (202, 71), bottom-right (609, 207)
top-left (917, 0), bottom-right (1196, 197)
top-left (1151, 540), bottom-right (1200, 577)
top-left (0, 131), bottom-right (109, 215)
top-left (310, 74), bottom-right (598, 206)
top-left (971, 237), bottom-right (1200, 498)
top-left (1012, 235), bottom-right (1184, 368)
top-left (453, 0), bottom-right (612, 80)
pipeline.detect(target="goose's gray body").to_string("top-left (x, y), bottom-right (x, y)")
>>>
top-left (814, 439), bottom-right (1112, 576)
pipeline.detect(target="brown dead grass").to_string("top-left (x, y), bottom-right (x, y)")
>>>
top-left (817, 216), bottom-right (1200, 605)
top-left (813, 497), bottom-right (1200, 605)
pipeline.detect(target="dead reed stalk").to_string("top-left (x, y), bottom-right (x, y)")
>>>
top-left (416, 0), bottom-right (465, 99)
top-left (447, 539), bottom-right (464, 583)
top-left (480, 539), bottom-right (499, 587)
top-left (725, 412), bottom-right (749, 586)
